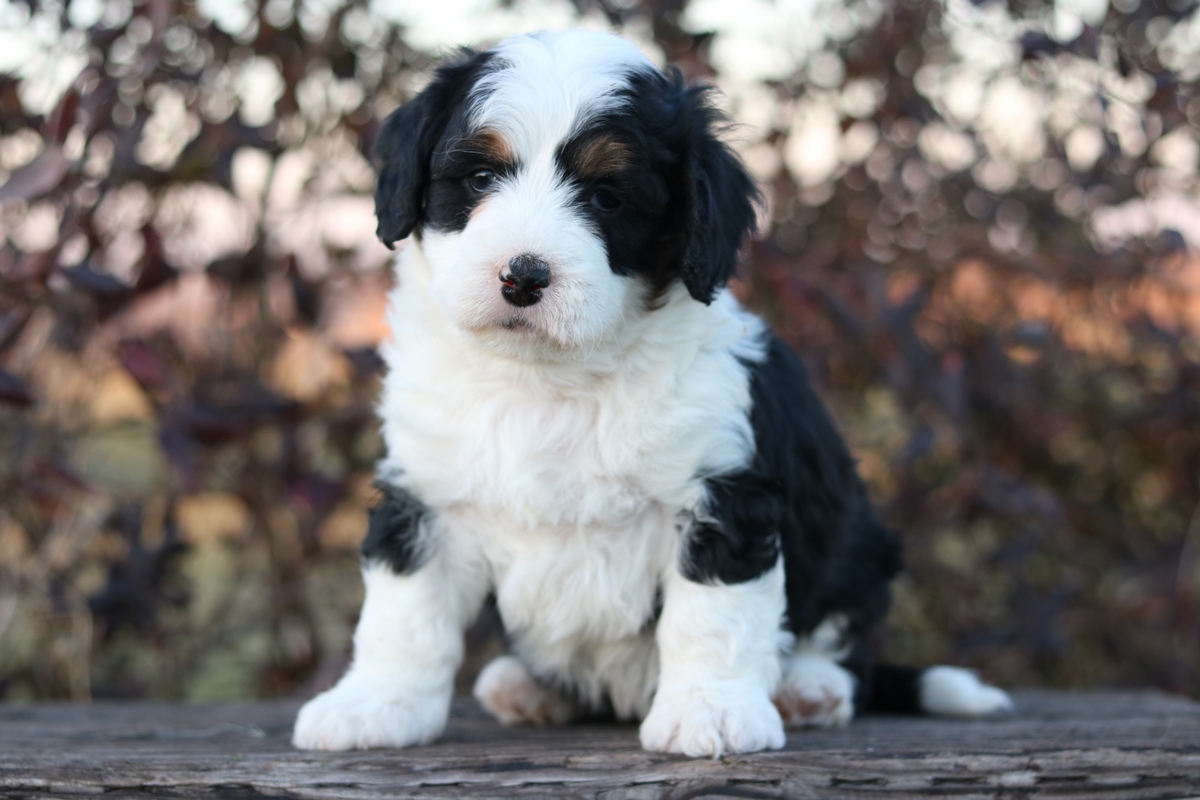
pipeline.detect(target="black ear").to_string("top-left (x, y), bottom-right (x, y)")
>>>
top-left (674, 81), bottom-right (760, 304)
top-left (372, 50), bottom-right (493, 248)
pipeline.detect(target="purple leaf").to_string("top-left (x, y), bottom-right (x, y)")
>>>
top-left (61, 265), bottom-right (134, 297)
top-left (0, 367), bottom-right (33, 407)
top-left (0, 146), bottom-right (69, 202)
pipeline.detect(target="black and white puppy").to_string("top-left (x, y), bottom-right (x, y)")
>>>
top-left (292, 29), bottom-right (1010, 757)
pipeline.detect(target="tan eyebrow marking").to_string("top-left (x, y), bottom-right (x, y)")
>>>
top-left (463, 129), bottom-right (515, 165)
top-left (570, 134), bottom-right (631, 180)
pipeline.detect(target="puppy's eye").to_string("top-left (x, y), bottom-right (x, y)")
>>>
top-left (590, 188), bottom-right (620, 213)
top-left (467, 169), bottom-right (495, 192)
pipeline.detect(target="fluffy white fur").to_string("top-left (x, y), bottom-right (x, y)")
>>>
top-left (473, 655), bottom-right (576, 726)
top-left (395, 230), bottom-right (773, 704)
top-left (471, 31), bottom-right (652, 165)
top-left (919, 666), bottom-right (1015, 717)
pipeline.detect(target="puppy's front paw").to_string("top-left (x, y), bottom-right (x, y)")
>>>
top-left (639, 682), bottom-right (785, 757)
top-left (292, 671), bottom-right (449, 751)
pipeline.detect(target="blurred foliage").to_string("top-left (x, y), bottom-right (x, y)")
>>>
top-left (0, 0), bottom-right (1198, 703)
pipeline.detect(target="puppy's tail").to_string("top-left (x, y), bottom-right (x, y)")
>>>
top-left (866, 664), bottom-right (1013, 717)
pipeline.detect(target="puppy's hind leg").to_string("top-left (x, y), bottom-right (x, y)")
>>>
top-left (772, 615), bottom-right (855, 728)
top-left (473, 655), bottom-right (577, 726)
top-left (772, 653), bottom-right (856, 728)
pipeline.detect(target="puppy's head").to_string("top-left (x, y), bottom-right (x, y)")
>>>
top-left (373, 30), bottom-right (757, 357)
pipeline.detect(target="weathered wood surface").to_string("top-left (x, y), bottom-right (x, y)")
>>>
top-left (1, 691), bottom-right (1198, 799)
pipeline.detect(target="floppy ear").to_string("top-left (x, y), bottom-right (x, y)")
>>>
top-left (674, 82), bottom-right (760, 304)
top-left (372, 50), bottom-right (493, 248)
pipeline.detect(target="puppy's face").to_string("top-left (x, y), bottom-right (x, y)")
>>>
top-left (420, 55), bottom-right (665, 356)
top-left (372, 31), bottom-right (757, 359)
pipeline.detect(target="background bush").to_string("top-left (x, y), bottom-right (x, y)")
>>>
top-left (1, 0), bottom-right (1198, 702)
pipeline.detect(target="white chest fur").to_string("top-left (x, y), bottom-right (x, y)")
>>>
top-left (378, 245), bottom-right (763, 516)
top-left (444, 501), bottom-right (671, 716)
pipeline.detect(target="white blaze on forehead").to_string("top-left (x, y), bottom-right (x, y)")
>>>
top-left (468, 30), bottom-right (656, 159)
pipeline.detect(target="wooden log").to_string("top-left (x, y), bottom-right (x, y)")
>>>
top-left (1, 690), bottom-right (1198, 799)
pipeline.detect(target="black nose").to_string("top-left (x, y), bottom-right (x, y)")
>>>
top-left (500, 254), bottom-right (551, 307)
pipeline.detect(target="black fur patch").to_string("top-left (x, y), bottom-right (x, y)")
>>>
top-left (862, 662), bottom-right (924, 714)
top-left (554, 89), bottom-right (672, 289)
top-left (681, 482), bottom-right (782, 586)
top-left (360, 483), bottom-right (430, 575)
top-left (682, 335), bottom-right (902, 643)
top-left (426, 128), bottom-right (520, 234)
top-left (372, 50), bottom-right (496, 247)
top-left (554, 68), bottom-right (759, 303)
top-left (669, 79), bottom-right (760, 305)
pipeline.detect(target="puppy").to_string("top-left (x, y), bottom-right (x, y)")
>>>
top-left (292, 29), bottom-right (1010, 757)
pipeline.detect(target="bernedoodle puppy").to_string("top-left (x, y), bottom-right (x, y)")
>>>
top-left (292, 28), bottom-right (1010, 757)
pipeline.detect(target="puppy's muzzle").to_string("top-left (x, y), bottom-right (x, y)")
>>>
top-left (500, 254), bottom-right (551, 308)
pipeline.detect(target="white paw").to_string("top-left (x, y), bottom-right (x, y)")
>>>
top-left (292, 670), bottom-right (450, 750)
top-left (639, 682), bottom-right (785, 757)
top-left (473, 655), bottom-right (575, 726)
top-left (773, 654), bottom-right (855, 728)
top-left (920, 666), bottom-right (1013, 717)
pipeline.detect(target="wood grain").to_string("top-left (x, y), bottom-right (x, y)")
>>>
top-left (2, 691), bottom-right (1198, 799)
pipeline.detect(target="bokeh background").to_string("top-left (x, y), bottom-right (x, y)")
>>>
top-left (1, 0), bottom-right (1198, 704)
